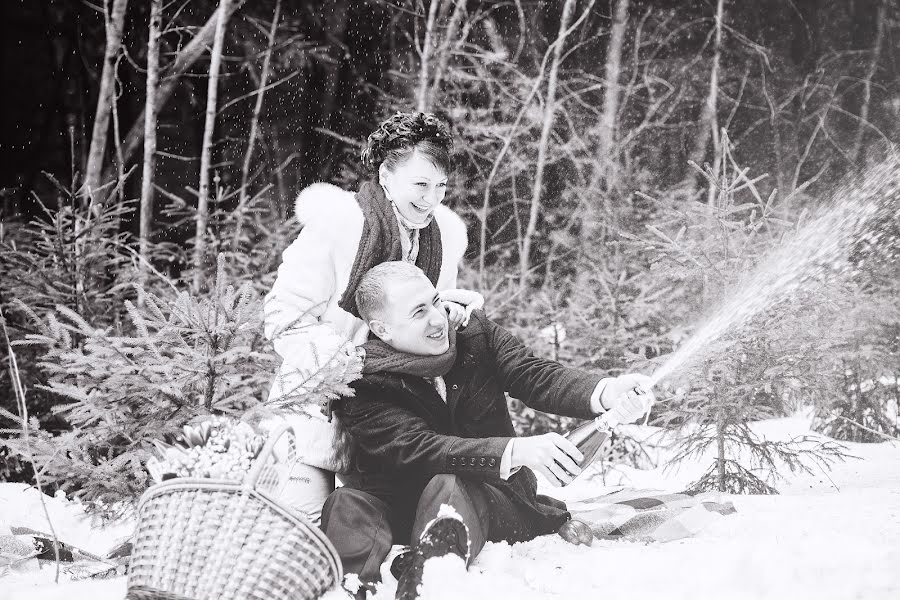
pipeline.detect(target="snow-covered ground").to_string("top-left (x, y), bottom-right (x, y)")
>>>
top-left (3, 413), bottom-right (899, 600)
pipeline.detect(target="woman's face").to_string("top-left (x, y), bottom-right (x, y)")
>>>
top-left (379, 150), bottom-right (448, 225)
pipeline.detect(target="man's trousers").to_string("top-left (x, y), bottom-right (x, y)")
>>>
top-left (321, 474), bottom-right (535, 583)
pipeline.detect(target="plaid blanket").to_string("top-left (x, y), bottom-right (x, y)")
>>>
top-left (0, 527), bottom-right (123, 580)
top-left (566, 488), bottom-right (737, 543)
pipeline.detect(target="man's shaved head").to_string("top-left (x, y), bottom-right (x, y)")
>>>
top-left (354, 261), bottom-right (450, 356)
top-left (355, 261), bottom-right (431, 323)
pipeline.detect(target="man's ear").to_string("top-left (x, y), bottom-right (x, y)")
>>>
top-left (368, 319), bottom-right (391, 341)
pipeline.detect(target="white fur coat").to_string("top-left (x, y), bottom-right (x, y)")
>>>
top-left (263, 183), bottom-right (468, 473)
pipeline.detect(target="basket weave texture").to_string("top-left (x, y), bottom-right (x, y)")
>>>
top-left (126, 425), bottom-right (342, 600)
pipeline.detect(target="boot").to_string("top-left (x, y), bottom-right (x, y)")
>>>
top-left (395, 514), bottom-right (469, 600)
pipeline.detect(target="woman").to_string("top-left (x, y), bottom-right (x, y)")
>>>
top-left (263, 112), bottom-right (482, 522)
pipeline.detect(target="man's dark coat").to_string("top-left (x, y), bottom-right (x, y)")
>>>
top-left (337, 311), bottom-right (602, 540)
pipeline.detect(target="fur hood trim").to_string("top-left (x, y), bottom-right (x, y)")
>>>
top-left (293, 182), bottom-right (467, 251)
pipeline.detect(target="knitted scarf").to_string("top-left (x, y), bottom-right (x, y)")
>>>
top-left (338, 180), bottom-right (443, 318)
top-left (361, 327), bottom-right (458, 378)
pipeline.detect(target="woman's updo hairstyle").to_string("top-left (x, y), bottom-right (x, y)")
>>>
top-left (361, 111), bottom-right (453, 175)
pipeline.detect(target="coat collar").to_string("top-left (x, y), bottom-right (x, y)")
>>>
top-left (357, 318), bottom-right (487, 431)
top-left (362, 371), bottom-right (452, 429)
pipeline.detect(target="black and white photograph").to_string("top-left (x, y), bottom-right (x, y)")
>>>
top-left (1, 1), bottom-right (898, 599)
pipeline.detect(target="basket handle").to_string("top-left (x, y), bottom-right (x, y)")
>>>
top-left (245, 422), bottom-right (296, 491)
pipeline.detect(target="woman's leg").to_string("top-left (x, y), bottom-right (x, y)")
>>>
top-left (280, 462), bottom-right (335, 525)
top-left (321, 488), bottom-right (395, 585)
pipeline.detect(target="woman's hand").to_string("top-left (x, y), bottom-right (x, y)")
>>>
top-left (443, 301), bottom-right (468, 330)
top-left (439, 288), bottom-right (485, 330)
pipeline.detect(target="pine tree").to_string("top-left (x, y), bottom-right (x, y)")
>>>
top-left (1, 174), bottom-right (134, 479)
top-left (1, 255), bottom-right (360, 513)
top-left (659, 319), bottom-right (850, 494)
top-left (642, 137), bottom-right (853, 493)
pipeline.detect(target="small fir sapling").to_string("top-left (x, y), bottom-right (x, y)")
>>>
top-left (659, 324), bottom-right (851, 494)
top-left (0, 255), bottom-right (360, 513)
top-left (0, 175), bottom-right (134, 323)
top-left (639, 138), bottom-right (852, 493)
top-left (0, 174), bottom-right (135, 479)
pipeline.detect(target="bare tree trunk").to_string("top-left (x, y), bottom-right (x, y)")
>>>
top-left (520, 0), bottom-right (577, 291)
top-left (416, 0), bottom-right (443, 112)
top-left (428, 0), bottom-right (467, 105)
top-left (583, 0), bottom-right (629, 247)
top-left (686, 0), bottom-right (725, 201)
top-left (110, 54), bottom-right (127, 214)
top-left (100, 0), bottom-right (248, 188)
top-left (193, 0), bottom-right (232, 294)
top-left (83, 0), bottom-right (129, 202)
top-left (850, 0), bottom-right (887, 164)
top-left (598, 0), bottom-right (628, 190)
top-left (760, 64), bottom-right (787, 195)
top-left (233, 0), bottom-right (281, 251)
top-left (315, 0), bottom-right (350, 179)
top-left (716, 400), bottom-right (726, 492)
top-left (139, 0), bottom-right (163, 286)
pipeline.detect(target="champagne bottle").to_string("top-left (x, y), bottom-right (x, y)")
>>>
top-left (564, 413), bottom-right (615, 475)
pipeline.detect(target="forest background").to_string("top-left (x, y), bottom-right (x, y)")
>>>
top-left (1, 0), bottom-right (898, 508)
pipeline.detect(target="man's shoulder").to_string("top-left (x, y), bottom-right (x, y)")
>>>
top-left (460, 309), bottom-right (493, 334)
top-left (351, 371), bottom-right (403, 394)
top-left (456, 310), bottom-right (508, 359)
top-left (460, 309), bottom-right (513, 342)
top-left (342, 373), bottom-right (404, 417)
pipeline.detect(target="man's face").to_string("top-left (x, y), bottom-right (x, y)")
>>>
top-left (370, 275), bottom-right (450, 356)
top-left (380, 150), bottom-right (448, 225)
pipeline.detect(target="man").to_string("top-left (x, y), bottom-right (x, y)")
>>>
top-left (323, 262), bottom-right (653, 599)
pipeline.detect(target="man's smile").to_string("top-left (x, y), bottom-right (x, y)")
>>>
top-left (426, 327), bottom-right (446, 341)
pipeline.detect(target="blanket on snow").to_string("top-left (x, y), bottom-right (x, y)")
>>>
top-left (0, 526), bottom-right (126, 580)
top-left (566, 488), bottom-right (737, 543)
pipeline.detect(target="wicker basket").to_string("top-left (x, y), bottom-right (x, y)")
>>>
top-left (126, 424), bottom-right (342, 600)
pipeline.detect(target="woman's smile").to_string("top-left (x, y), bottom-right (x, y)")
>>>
top-left (380, 151), bottom-right (449, 224)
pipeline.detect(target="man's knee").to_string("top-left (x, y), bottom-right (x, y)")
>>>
top-left (421, 474), bottom-right (465, 500)
top-left (414, 474), bottom-right (490, 559)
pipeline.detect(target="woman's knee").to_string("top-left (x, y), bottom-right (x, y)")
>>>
top-left (280, 462), bottom-right (335, 525)
top-left (321, 489), bottom-right (394, 584)
top-left (322, 488), bottom-right (383, 525)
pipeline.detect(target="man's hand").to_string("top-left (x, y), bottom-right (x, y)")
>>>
top-left (510, 432), bottom-right (584, 486)
top-left (599, 373), bottom-right (655, 426)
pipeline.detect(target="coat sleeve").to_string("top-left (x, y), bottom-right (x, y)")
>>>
top-left (434, 204), bottom-right (467, 291)
top-left (263, 220), bottom-right (352, 374)
top-left (482, 314), bottom-right (600, 419)
top-left (340, 390), bottom-right (510, 481)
